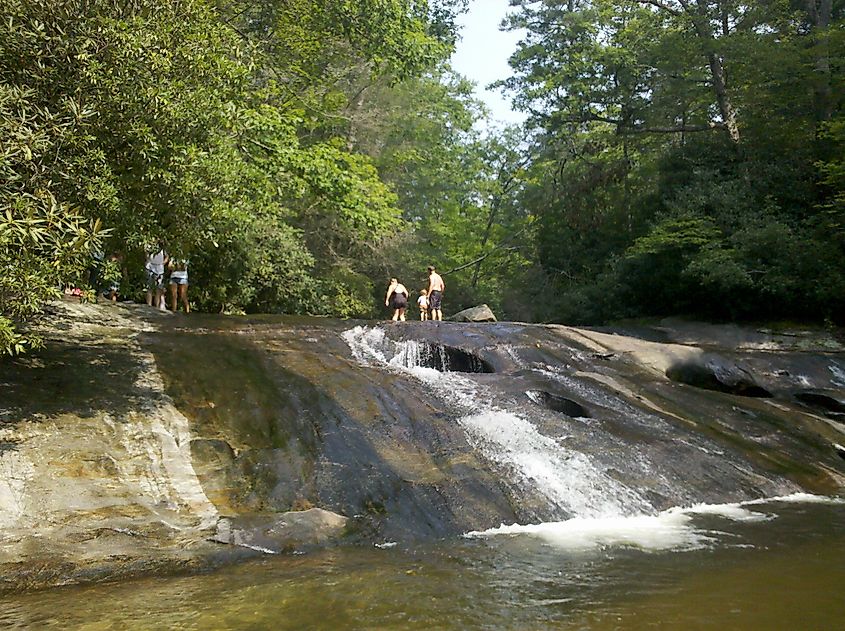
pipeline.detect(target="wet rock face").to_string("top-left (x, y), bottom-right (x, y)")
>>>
top-left (1, 301), bottom-right (844, 594)
top-left (795, 391), bottom-right (845, 416)
top-left (413, 343), bottom-right (495, 373)
top-left (665, 360), bottom-right (773, 398)
top-left (147, 331), bottom-right (324, 515)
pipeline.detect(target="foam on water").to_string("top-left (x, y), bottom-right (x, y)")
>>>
top-left (679, 502), bottom-right (771, 522)
top-left (743, 492), bottom-right (845, 506)
top-left (466, 511), bottom-right (706, 552)
top-left (466, 493), bottom-right (842, 552)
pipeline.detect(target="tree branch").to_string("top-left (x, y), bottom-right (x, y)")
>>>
top-left (619, 122), bottom-right (725, 134)
top-left (443, 246), bottom-right (522, 276)
top-left (560, 114), bottom-right (622, 126)
top-left (634, 0), bottom-right (682, 16)
top-left (442, 227), bottom-right (529, 276)
top-left (559, 112), bottom-right (724, 135)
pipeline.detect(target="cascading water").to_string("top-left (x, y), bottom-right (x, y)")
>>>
top-left (343, 325), bottom-right (843, 552)
top-left (343, 326), bottom-right (651, 519)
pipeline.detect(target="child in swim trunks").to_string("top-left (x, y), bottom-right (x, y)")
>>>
top-left (417, 289), bottom-right (429, 321)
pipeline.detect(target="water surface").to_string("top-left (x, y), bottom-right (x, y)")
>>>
top-left (2, 500), bottom-right (842, 630)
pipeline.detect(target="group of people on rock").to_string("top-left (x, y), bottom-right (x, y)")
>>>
top-left (144, 243), bottom-right (190, 314)
top-left (385, 265), bottom-right (444, 322)
top-left (93, 244), bottom-right (445, 322)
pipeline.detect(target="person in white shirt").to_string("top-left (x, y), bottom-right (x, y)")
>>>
top-left (417, 289), bottom-right (429, 321)
top-left (144, 244), bottom-right (168, 310)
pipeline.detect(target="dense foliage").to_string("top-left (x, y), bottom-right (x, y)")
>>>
top-left (502, 0), bottom-right (845, 324)
top-left (2, 0), bottom-right (843, 353)
top-left (0, 0), bottom-right (471, 351)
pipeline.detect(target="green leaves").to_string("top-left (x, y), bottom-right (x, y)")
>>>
top-left (495, 0), bottom-right (845, 323)
top-left (0, 28), bottom-right (110, 352)
top-left (626, 215), bottom-right (721, 257)
top-left (1, 0), bottom-right (469, 340)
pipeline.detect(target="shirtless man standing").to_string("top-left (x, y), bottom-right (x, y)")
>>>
top-left (426, 265), bottom-right (445, 321)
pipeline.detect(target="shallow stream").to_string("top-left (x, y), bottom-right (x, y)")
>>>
top-left (3, 314), bottom-right (844, 628)
top-left (2, 498), bottom-right (843, 629)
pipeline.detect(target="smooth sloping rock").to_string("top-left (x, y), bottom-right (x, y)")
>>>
top-left (3, 299), bottom-right (845, 594)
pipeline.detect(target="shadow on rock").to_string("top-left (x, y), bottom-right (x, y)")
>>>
top-left (0, 340), bottom-right (151, 423)
top-left (666, 358), bottom-right (772, 398)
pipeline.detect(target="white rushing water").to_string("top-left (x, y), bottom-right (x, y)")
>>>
top-left (342, 326), bottom-right (844, 552)
top-left (466, 493), bottom-right (845, 552)
top-left (342, 326), bottom-right (650, 518)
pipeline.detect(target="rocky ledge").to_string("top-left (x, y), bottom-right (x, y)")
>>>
top-left (1, 300), bottom-right (843, 593)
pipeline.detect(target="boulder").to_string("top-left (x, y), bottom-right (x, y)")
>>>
top-left (212, 508), bottom-right (348, 553)
top-left (450, 304), bottom-right (497, 323)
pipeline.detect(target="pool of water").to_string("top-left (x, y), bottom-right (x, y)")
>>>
top-left (2, 499), bottom-right (843, 630)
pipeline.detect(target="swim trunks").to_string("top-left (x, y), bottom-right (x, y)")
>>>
top-left (428, 290), bottom-right (442, 310)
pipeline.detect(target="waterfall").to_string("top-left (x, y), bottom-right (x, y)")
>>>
top-left (342, 326), bottom-right (651, 519)
top-left (341, 325), bottom-right (840, 551)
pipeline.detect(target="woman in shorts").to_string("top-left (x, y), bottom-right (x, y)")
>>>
top-left (168, 259), bottom-right (190, 313)
top-left (145, 245), bottom-right (168, 310)
top-left (384, 278), bottom-right (409, 322)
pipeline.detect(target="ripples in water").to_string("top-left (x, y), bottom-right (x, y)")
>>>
top-left (1, 500), bottom-right (843, 630)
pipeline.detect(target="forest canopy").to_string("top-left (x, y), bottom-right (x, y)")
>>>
top-left (1, 0), bottom-right (843, 353)
top-left (502, 0), bottom-right (845, 324)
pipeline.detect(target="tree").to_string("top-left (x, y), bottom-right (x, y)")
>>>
top-left (0, 9), bottom-right (109, 353)
top-left (1, 0), bottom-right (471, 345)
top-left (502, 0), bottom-right (845, 323)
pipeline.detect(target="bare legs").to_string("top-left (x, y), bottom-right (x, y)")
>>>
top-left (146, 287), bottom-right (165, 309)
top-left (391, 308), bottom-right (406, 322)
top-left (169, 282), bottom-right (190, 313)
top-left (178, 283), bottom-right (190, 313)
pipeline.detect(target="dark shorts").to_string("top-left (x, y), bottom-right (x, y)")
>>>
top-left (390, 292), bottom-right (408, 310)
top-left (429, 290), bottom-right (442, 310)
top-left (145, 269), bottom-right (165, 290)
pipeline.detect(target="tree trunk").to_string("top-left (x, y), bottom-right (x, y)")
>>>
top-left (471, 200), bottom-right (500, 288)
top-left (807, 0), bottom-right (833, 122)
top-left (691, 1), bottom-right (740, 142)
top-left (705, 51), bottom-right (740, 142)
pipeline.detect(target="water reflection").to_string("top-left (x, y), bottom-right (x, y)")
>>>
top-left (1, 502), bottom-right (843, 630)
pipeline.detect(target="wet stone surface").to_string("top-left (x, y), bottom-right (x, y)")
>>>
top-left (1, 300), bottom-right (844, 593)
top-left (526, 390), bottom-right (591, 418)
